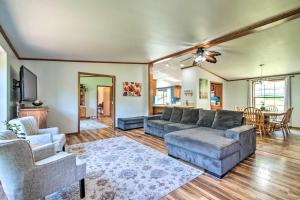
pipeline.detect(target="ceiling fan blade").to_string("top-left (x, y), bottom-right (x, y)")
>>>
top-left (180, 56), bottom-right (193, 62)
top-left (180, 65), bottom-right (195, 70)
top-left (205, 55), bottom-right (217, 63)
top-left (206, 51), bottom-right (221, 56)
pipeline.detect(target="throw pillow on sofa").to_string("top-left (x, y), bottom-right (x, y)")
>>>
top-left (170, 107), bottom-right (184, 123)
top-left (160, 107), bottom-right (173, 121)
top-left (196, 110), bottom-right (216, 127)
top-left (211, 110), bottom-right (243, 130)
top-left (180, 109), bottom-right (199, 124)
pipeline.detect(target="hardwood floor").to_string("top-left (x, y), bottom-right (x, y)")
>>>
top-left (67, 127), bottom-right (300, 200)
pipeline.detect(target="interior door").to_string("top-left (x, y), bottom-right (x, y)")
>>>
top-left (103, 87), bottom-right (111, 116)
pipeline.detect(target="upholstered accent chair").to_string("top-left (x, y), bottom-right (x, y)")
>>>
top-left (0, 139), bottom-right (86, 200)
top-left (9, 116), bottom-right (66, 152)
top-left (0, 130), bottom-right (57, 162)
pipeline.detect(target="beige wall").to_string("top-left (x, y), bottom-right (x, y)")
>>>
top-left (19, 60), bottom-right (148, 133)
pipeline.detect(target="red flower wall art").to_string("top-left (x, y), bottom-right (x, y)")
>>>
top-left (123, 82), bottom-right (142, 96)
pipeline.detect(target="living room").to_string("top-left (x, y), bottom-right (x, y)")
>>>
top-left (1, 1), bottom-right (300, 200)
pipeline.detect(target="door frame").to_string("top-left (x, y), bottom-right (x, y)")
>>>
top-left (96, 85), bottom-right (113, 118)
top-left (78, 72), bottom-right (116, 134)
top-left (210, 81), bottom-right (223, 110)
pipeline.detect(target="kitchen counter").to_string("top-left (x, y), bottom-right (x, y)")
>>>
top-left (152, 105), bottom-right (194, 114)
top-left (152, 104), bottom-right (194, 108)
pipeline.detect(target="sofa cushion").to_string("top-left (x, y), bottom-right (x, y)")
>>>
top-left (197, 110), bottom-right (216, 127)
top-left (164, 123), bottom-right (197, 132)
top-left (212, 110), bottom-right (243, 130)
top-left (170, 107), bottom-right (184, 123)
top-left (147, 120), bottom-right (174, 130)
top-left (165, 127), bottom-right (239, 159)
top-left (160, 107), bottom-right (173, 121)
top-left (180, 109), bottom-right (199, 124)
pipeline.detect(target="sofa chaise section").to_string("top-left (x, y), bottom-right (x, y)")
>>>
top-left (165, 125), bottom-right (255, 178)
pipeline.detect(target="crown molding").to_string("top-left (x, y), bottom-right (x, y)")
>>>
top-left (0, 25), bottom-right (20, 59)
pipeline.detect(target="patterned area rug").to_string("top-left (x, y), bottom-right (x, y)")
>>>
top-left (80, 119), bottom-right (108, 131)
top-left (47, 136), bottom-right (202, 200)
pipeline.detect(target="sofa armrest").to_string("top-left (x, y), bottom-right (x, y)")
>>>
top-left (225, 125), bottom-right (256, 161)
top-left (38, 127), bottom-right (60, 135)
top-left (34, 152), bottom-right (77, 187)
top-left (32, 143), bottom-right (56, 162)
top-left (225, 125), bottom-right (255, 140)
top-left (144, 115), bottom-right (162, 121)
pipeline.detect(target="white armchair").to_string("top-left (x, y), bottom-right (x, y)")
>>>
top-left (9, 116), bottom-right (66, 152)
top-left (0, 139), bottom-right (86, 200)
top-left (0, 130), bottom-right (55, 162)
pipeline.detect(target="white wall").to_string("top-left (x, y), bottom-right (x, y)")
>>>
top-left (80, 76), bottom-right (112, 117)
top-left (223, 80), bottom-right (248, 110)
top-left (0, 47), bottom-right (8, 130)
top-left (19, 60), bottom-right (148, 133)
top-left (181, 67), bottom-right (226, 109)
top-left (0, 32), bottom-right (20, 131)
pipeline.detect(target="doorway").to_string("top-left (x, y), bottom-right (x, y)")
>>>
top-left (210, 82), bottom-right (223, 110)
top-left (97, 85), bottom-right (112, 119)
top-left (78, 72), bottom-right (116, 134)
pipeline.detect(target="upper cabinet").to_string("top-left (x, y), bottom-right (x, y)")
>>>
top-left (173, 85), bottom-right (181, 98)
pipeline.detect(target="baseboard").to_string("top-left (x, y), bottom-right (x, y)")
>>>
top-left (66, 132), bottom-right (79, 134)
top-left (290, 126), bottom-right (300, 130)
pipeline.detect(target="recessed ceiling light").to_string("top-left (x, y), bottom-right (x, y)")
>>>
top-left (180, 64), bottom-right (184, 67)
top-left (165, 64), bottom-right (169, 67)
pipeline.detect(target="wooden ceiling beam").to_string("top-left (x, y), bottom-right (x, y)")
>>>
top-left (150, 7), bottom-right (300, 64)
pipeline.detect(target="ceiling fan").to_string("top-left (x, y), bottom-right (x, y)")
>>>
top-left (180, 48), bottom-right (221, 64)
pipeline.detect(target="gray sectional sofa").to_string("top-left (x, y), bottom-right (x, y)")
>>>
top-left (144, 107), bottom-right (256, 178)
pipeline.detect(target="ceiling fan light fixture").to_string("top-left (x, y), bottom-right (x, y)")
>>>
top-left (194, 55), bottom-right (205, 63)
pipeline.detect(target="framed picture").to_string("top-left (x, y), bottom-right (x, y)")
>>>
top-left (199, 79), bottom-right (208, 99)
top-left (123, 82), bottom-right (142, 96)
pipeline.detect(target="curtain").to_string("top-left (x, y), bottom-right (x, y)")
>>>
top-left (284, 76), bottom-right (291, 111)
top-left (247, 80), bottom-right (253, 107)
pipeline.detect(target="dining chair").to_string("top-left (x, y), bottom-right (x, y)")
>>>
top-left (265, 105), bottom-right (278, 112)
top-left (235, 106), bottom-right (246, 112)
top-left (244, 107), bottom-right (266, 138)
top-left (265, 105), bottom-right (279, 122)
top-left (270, 107), bottom-right (293, 139)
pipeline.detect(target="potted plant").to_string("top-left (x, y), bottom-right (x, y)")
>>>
top-left (260, 101), bottom-right (266, 111)
top-left (3, 121), bottom-right (26, 139)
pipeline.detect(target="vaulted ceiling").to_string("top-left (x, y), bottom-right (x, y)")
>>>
top-left (0, 0), bottom-right (300, 79)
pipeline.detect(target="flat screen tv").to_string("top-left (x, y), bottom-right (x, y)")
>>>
top-left (20, 66), bottom-right (37, 102)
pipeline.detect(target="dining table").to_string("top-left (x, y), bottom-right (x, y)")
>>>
top-left (261, 111), bottom-right (285, 135)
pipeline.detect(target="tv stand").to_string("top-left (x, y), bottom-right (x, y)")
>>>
top-left (18, 107), bottom-right (48, 128)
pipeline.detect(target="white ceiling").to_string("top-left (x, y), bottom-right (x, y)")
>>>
top-left (156, 18), bottom-right (300, 80)
top-left (0, 0), bottom-right (300, 64)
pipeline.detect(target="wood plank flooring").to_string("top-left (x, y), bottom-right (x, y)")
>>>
top-left (66, 123), bottom-right (300, 200)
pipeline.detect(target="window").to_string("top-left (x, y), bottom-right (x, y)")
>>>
top-left (253, 79), bottom-right (285, 112)
top-left (155, 88), bottom-right (171, 104)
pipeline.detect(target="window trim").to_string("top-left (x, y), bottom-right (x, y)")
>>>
top-left (252, 78), bottom-right (285, 110)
